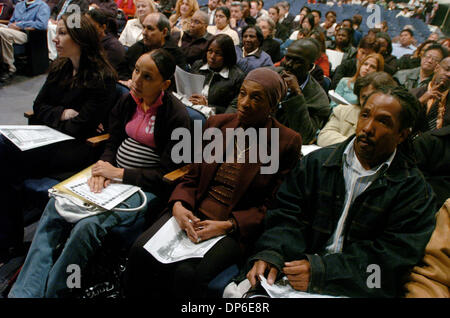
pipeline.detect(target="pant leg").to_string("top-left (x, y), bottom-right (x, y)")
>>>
top-left (47, 22), bottom-right (57, 61)
top-left (8, 198), bottom-right (73, 298)
top-left (0, 26), bottom-right (28, 73)
top-left (44, 191), bottom-right (156, 298)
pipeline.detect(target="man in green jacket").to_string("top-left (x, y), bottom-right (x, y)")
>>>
top-left (238, 86), bottom-right (437, 298)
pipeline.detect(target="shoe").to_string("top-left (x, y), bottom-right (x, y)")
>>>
top-left (0, 71), bottom-right (15, 83)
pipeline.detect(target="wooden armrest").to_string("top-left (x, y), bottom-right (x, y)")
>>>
top-left (24, 110), bottom-right (34, 118)
top-left (0, 20), bottom-right (9, 25)
top-left (86, 133), bottom-right (110, 147)
top-left (163, 164), bottom-right (193, 184)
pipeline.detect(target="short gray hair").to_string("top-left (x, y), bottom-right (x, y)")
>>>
top-left (257, 16), bottom-right (275, 36)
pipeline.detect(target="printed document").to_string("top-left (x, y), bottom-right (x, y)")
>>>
top-left (328, 90), bottom-right (351, 105)
top-left (174, 65), bottom-right (205, 98)
top-left (326, 49), bottom-right (345, 71)
top-left (259, 275), bottom-right (346, 298)
top-left (0, 125), bottom-right (74, 151)
top-left (63, 177), bottom-right (140, 210)
top-left (144, 216), bottom-right (225, 264)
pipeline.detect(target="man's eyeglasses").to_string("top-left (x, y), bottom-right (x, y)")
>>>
top-left (423, 54), bottom-right (441, 63)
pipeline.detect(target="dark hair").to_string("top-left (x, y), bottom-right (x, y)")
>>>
top-left (364, 86), bottom-right (421, 131)
top-left (156, 12), bottom-right (171, 40)
top-left (148, 48), bottom-right (176, 81)
top-left (216, 6), bottom-right (231, 20)
top-left (423, 43), bottom-right (449, 60)
top-left (325, 10), bottom-right (336, 18)
top-left (242, 24), bottom-right (264, 46)
top-left (204, 34), bottom-right (237, 67)
top-left (376, 32), bottom-right (393, 55)
top-left (400, 29), bottom-right (414, 37)
top-left (300, 6), bottom-right (311, 14)
top-left (309, 30), bottom-right (325, 53)
top-left (50, 14), bottom-right (117, 87)
top-left (303, 13), bottom-right (315, 29)
top-left (311, 9), bottom-right (321, 18)
top-left (338, 27), bottom-right (354, 44)
top-left (359, 35), bottom-right (380, 52)
top-left (86, 8), bottom-right (118, 36)
top-left (270, 5), bottom-right (279, 14)
top-left (342, 18), bottom-right (353, 28)
top-left (354, 71), bottom-right (398, 103)
top-left (352, 14), bottom-right (362, 26)
top-left (416, 39), bottom-right (437, 56)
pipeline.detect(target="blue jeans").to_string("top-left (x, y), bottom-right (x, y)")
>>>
top-left (8, 191), bottom-right (157, 298)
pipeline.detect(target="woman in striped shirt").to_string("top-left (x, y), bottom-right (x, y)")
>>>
top-left (9, 48), bottom-right (191, 298)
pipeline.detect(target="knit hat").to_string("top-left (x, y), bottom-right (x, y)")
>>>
top-left (244, 67), bottom-right (287, 109)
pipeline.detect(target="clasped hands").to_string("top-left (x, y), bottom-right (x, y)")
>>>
top-left (247, 259), bottom-right (311, 292)
top-left (87, 160), bottom-right (124, 193)
top-left (172, 201), bottom-right (232, 243)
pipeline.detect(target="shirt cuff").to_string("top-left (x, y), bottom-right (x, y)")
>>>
top-left (306, 253), bottom-right (326, 294)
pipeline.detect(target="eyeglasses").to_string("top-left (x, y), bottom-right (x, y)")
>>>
top-left (190, 19), bottom-right (205, 25)
top-left (422, 54), bottom-right (441, 63)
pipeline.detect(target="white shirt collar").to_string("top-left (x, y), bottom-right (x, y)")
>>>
top-left (199, 63), bottom-right (229, 78)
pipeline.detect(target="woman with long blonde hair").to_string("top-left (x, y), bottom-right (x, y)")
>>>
top-left (169, 0), bottom-right (199, 33)
top-left (330, 53), bottom-right (384, 109)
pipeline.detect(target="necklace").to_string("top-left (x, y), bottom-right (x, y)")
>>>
top-left (234, 136), bottom-right (252, 161)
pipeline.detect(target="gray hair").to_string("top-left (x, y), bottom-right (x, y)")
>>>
top-left (257, 16), bottom-right (275, 36)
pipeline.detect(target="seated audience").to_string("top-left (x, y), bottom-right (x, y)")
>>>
top-left (169, 0), bottom-right (199, 33)
top-left (119, 0), bottom-right (157, 48)
top-left (189, 34), bottom-right (244, 114)
top-left (0, 0), bottom-right (50, 83)
top-left (226, 86), bottom-right (437, 298)
top-left (207, 6), bottom-right (239, 46)
top-left (277, 1), bottom-right (294, 35)
top-left (320, 10), bottom-right (337, 40)
top-left (331, 53), bottom-right (384, 109)
top-left (273, 39), bottom-right (330, 144)
top-left (47, 0), bottom-right (89, 61)
top-left (318, 71), bottom-right (398, 147)
top-left (0, 14), bottom-right (117, 264)
top-left (229, 1), bottom-right (247, 42)
top-left (392, 29), bottom-right (417, 59)
top-left (8, 49), bottom-right (191, 297)
top-left (118, 12), bottom-right (187, 82)
top-left (86, 9), bottom-right (125, 70)
top-left (235, 24), bottom-right (273, 73)
top-left (331, 36), bottom-right (380, 90)
top-left (375, 32), bottom-right (398, 75)
top-left (327, 27), bottom-right (356, 62)
top-left (123, 67), bottom-right (302, 298)
top-left (412, 56), bottom-right (450, 133)
top-left (268, 5), bottom-right (288, 42)
top-left (257, 16), bottom-right (281, 64)
top-left (397, 40), bottom-right (435, 71)
top-left (300, 13), bottom-right (316, 33)
top-left (172, 10), bottom-right (213, 67)
top-left (394, 44), bottom-right (447, 90)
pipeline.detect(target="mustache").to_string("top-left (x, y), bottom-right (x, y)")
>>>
top-left (356, 134), bottom-right (375, 146)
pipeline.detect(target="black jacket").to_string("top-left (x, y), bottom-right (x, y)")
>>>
top-left (100, 92), bottom-right (191, 198)
top-left (261, 37), bottom-right (282, 64)
top-left (190, 60), bottom-right (245, 114)
top-left (118, 38), bottom-right (187, 80)
top-left (331, 58), bottom-right (357, 90)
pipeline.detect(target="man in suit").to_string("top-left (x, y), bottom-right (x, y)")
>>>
top-left (201, 0), bottom-right (219, 25)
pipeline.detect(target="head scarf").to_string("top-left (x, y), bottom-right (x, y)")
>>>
top-left (244, 67), bottom-right (287, 109)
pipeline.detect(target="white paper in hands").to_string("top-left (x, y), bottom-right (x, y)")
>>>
top-left (259, 275), bottom-right (346, 298)
top-left (143, 216), bottom-right (226, 264)
top-left (174, 65), bottom-right (205, 97)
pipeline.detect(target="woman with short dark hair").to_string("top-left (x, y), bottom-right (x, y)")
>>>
top-left (189, 34), bottom-right (245, 114)
top-left (235, 24), bottom-right (273, 73)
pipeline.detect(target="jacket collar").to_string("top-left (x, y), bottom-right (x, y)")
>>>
top-left (322, 135), bottom-right (413, 183)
